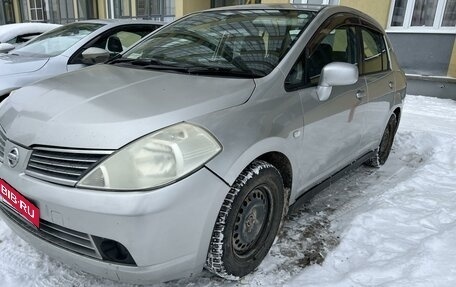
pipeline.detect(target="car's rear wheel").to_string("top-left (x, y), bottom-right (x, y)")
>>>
top-left (206, 160), bottom-right (285, 279)
top-left (366, 113), bottom-right (398, 167)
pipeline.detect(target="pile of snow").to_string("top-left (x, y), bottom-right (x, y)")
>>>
top-left (0, 95), bottom-right (455, 287)
top-left (0, 23), bottom-right (60, 43)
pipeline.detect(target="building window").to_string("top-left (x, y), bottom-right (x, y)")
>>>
top-left (77, 0), bottom-right (98, 20)
top-left (112, 0), bottom-right (175, 21)
top-left (442, 0), bottom-right (456, 26)
top-left (29, 0), bottom-right (46, 21)
top-left (211, 0), bottom-right (261, 8)
top-left (57, 0), bottom-right (76, 22)
top-left (113, 0), bottom-right (131, 18)
top-left (3, 0), bottom-right (16, 24)
top-left (389, 0), bottom-right (456, 32)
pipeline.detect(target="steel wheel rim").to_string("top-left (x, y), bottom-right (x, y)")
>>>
top-left (232, 185), bottom-right (272, 257)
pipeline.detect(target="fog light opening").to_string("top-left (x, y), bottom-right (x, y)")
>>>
top-left (100, 240), bottom-right (129, 261)
top-left (93, 237), bottom-right (136, 265)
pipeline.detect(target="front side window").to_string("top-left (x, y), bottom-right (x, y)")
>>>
top-left (13, 23), bottom-right (104, 57)
top-left (389, 0), bottom-right (456, 31)
top-left (286, 25), bottom-right (358, 89)
top-left (361, 28), bottom-right (389, 74)
top-left (119, 10), bottom-right (316, 78)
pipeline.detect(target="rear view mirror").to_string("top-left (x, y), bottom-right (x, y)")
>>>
top-left (317, 62), bottom-right (359, 101)
top-left (0, 43), bottom-right (15, 53)
top-left (81, 47), bottom-right (110, 65)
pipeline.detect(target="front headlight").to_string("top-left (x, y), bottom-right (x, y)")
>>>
top-left (77, 123), bottom-right (221, 190)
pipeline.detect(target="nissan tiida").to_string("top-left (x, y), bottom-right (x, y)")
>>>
top-left (0, 4), bottom-right (405, 284)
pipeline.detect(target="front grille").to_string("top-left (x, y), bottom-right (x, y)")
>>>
top-left (0, 204), bottom-right (102, 260)
top-left (0, 129), bottom-right (6, 164)
top-left (25, 147), bottom-right (112, 186)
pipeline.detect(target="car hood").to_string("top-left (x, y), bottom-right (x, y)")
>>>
top-left (0, 53), bottom-right (49, 76)
top-left (0, 64), bottom-right (255, 149)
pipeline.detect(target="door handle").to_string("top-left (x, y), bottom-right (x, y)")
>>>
top-left (356, 90), bottom-right (365, 100)
top-left (388, 81), bottom-right (394, 89)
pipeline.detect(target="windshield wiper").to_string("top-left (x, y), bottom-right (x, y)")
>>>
top-left (108, 58), bottom-right (135, 64)
top-left (186, 66), bottom-right (264, 78)
top-left (140, 64), bottom-right (191, 72)
top-left (137, 64), bottom-right (259, 77)
top-left (110, 57), bottom-right (183, 69)
top-left (111, 58), bottom-right (263, 77)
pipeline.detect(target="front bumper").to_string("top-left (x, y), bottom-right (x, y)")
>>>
top-left (0, 147), bottom-right (230, 284)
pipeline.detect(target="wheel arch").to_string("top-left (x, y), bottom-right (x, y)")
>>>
top-left (257, 151), bottom-right (292, 193)
top-left (209, 137), bottom-right (296, 194)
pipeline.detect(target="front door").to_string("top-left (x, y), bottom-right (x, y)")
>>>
top-left (285, 19), bottom-right (367, 193)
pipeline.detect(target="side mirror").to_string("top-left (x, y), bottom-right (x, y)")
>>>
top-left (81, 47), bottom-right (110, 65)
top-left (316, 62), bottom-right (359, 101)
top-left (0, 43), bottom-right (15, 53)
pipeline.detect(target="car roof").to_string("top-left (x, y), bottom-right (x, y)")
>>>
top-left (71, 19), bottom-right (166, 27)
top-left (201, 4), bottom-right (384, 32)
top-left (206, 3), bottom-right (326, 12)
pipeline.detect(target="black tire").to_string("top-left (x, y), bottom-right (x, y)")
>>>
top-left (366, 113), bottom-right (398, 167)
top-left (206, 160), bottom-right (286, 279)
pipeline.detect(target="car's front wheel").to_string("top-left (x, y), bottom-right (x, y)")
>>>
top-left (366, 113), bottom-right (398, 167)
top-left (206, 160), bottom-right (286, 279)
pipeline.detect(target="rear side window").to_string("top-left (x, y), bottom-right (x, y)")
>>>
top-left (361, 28), bottom-right (389, 74)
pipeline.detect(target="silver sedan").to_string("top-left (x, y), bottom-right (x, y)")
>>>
top-left (0, 19), bottom-right (163, 100)
top-left (0, 4), bottom-right (406, 284)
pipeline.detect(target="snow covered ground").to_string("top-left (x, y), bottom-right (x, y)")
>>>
top-left (0, 95), bottom-right (455, 287)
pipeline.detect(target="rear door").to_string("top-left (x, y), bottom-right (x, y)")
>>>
top-left (359, 24), bottom-right (396, 151)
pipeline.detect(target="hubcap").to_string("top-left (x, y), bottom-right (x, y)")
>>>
top-left (233, 187), bottom-right (270, 256)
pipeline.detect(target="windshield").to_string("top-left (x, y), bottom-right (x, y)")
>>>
top-left (119, 9), bottom-right (315, 77)
top-left (13, 22), bottom-right (104, 57)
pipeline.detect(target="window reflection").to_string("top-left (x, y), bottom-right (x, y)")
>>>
top-left (123, 10), bottom-right (315, 77)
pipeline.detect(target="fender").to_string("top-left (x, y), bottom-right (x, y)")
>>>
top-left (205, 135), bottom-right (301, 202)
